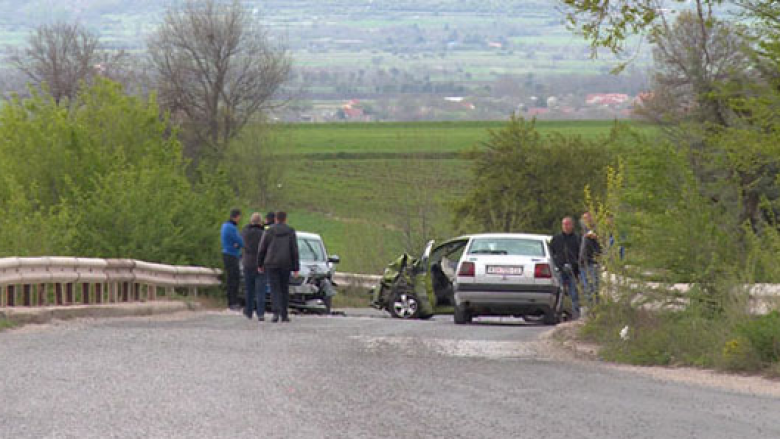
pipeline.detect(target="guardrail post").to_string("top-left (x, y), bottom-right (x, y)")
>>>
top-left (7, 285), bottom-right (15, 307)
top-left (65, 283), bottom-right (74, 304)
top-left (166, 287), bottom-right (174, 298)
top-left (134, 283), bottom-right (141, 301)
top-left (55, 284), bottom-right (63, 305)
top-left (38, 284), bottom-right (46, 306)
top-left (95, 284), bottom-right (103, 304)
top-left (1, 285), bottom-right (6, 307)
top-left (148, 285), bottom-right (156, 301)
top-left (122, 282), bottom-right (129, 302)
top-left (23, 284), bottom-right (32, 306)
top-left (82, 284), bottom-right (90, 305)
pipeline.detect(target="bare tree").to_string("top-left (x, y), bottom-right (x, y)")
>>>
top-left (637, 10), bottom-right (751, 126)
top-left (148, 0), bottom-right (292, 162)
top-left (10, 22), bottom-right (102, 104)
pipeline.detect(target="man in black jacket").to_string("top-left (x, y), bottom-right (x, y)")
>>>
top-left (241, 213), bottom-right (266, 321)
top-left (550, 217), bottom-right (582, 319)
top-left (257, 211), bottom-right (300, 323)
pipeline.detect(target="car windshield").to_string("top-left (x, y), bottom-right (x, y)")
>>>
top-left (298, 237), bottom-right (326, 261)
top-left (468, 238), bottom-right (545, 257)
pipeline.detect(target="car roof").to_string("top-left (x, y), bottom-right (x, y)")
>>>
top-left (297, 231), bottom-right (322, 240)
top-left (451, 233), bottom-right (552, 242)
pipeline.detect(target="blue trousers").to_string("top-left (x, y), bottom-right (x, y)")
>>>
top-left (244, 268), bottom-right (268, 318)
top-left (560, 271), bottom-right (580, 316)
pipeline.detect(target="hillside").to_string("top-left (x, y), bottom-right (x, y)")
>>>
top-left (0, 0), bottom-right (650, 121)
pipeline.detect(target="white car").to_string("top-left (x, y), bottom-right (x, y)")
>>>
top-left (452, 233), bottom-right (567, 325)
top-left (288, 232), bottom-right (340, 313)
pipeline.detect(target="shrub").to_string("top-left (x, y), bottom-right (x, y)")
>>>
top-left (0, 79), bottom-right (232, 267)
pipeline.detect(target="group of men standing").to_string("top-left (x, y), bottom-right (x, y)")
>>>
top-left (549, 212), bottom-right (602, 319)
top-left (220, 209), bottom-right (300, 323)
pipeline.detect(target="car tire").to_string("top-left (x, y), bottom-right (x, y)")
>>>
top-left (543, 310), bottom-right (560, 326)
top-left (453, 303), bottom-right (472, 324)
top-left (388, 291), bottom-right (420, 319)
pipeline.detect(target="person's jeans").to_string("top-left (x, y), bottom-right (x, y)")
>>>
top-left (267, 268), bottom-right (291, 319)
top-left (559, 270), bottom-right (580, 317)
top-left (222, 254), bottom-right (240, 308)
top-left (581, 263), bottom-right (600, 306)
top-left (244, 268), bottom-right (267, 318)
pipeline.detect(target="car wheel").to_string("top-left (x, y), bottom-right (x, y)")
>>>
top-left (453, 303), bottom-right (472, 324)
top-left (389, 292), bottom-right (420, 319)
top-left (543, 310), bottom-right (560, 326)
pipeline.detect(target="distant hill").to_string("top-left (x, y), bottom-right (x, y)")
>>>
top-left (0, 0), bottom-right (653, 121)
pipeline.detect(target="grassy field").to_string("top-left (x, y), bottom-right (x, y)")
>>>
top-left (243, 120), bottom-right (652, 274)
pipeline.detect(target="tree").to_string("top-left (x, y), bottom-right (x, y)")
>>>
top-left (9, 21), bottom-right (125, 104)
top-left (638, 11), bottom-right (750, 126)
top-left (453, 115), bottom-right (614, 234)
top-left (148, 0), bottom-right (292, 162)
top-left (0, 78), bottom-right (231, 266)
top-left (561, 0), bottom-right (723, 55)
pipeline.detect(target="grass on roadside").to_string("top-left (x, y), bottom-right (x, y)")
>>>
top-left (333, 286), bottom-right (372, 309)
top-left (580, 300), bottom-right (780, 376)
top-left (0, 318), bottom-right (18, 332)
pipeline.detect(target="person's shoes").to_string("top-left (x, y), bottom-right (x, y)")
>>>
top-left (272, 315), bottom-right (279, 323)
top-left (243, 310), bottom-right (253, 319)
top-left (258, 315), bottom-right (265, 322)
top-left (281, 316), bottom-right (290, 323)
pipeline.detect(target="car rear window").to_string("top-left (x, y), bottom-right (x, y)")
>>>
top-left (467, 238), bottom-right (545, 257)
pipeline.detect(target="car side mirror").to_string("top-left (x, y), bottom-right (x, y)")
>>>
top-left (328, 255), bottom-right (341, 264)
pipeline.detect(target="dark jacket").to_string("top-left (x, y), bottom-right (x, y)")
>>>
top-left (550, 232), bottom-right (581, 274)
top-left (257, 223), bottom-right (300, 272)
top-left (579, 232), bottom-right (602, 267)
top-left (241, 224), bottom-right (265, 269)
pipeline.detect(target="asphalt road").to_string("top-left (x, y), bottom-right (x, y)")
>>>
top-left (1, 311), bottom-right (779, 439)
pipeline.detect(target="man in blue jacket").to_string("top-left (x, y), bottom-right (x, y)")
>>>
top-left (221, 208), bottom-right (244, 311)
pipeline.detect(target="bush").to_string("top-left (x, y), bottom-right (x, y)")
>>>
top-left (734, 311), bottom-right (780, 366)
top-left (0, 79), bottom-right (232, 267)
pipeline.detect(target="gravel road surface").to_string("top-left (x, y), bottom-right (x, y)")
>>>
top-left (1, 311), bottom-right (779, 438)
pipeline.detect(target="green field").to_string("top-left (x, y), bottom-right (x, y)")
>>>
top-left (247, 120), bottom-right (651, 274)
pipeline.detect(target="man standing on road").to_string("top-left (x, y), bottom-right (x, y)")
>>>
top-left (257, 211), bottom-right (300, 323)
top-left (579, 211), bottom-right (602, 306)
top-left (264, 211), bottom-right (276, 229)
top-left (550, 217), bottom-right (582, 319)
top-left (221, 208), bottom-right (244, 311)
top-left (241, 213), bottom-right (267, 321)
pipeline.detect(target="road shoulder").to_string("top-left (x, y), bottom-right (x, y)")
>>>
top-left (545, 320), bottom-right (780, 398)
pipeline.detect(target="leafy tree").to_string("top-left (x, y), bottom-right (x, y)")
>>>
top-left (453, 115), bottom-right (614, 234)
top-left (0, 78), bottom-right (231, 266)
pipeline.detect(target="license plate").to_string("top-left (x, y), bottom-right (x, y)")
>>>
top-left (486, 265), bottom-right (523, 275)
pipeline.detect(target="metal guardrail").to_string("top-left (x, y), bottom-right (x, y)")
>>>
top-left (0, 257), bottom-right (221, 307)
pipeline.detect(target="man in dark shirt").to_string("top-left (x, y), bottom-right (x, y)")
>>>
top-left (550, 216), bottom-right (582, 319)
top-left (257, 212), bottom-right (300, 323)
top-left (241, 213), bottom-right (266, 321)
